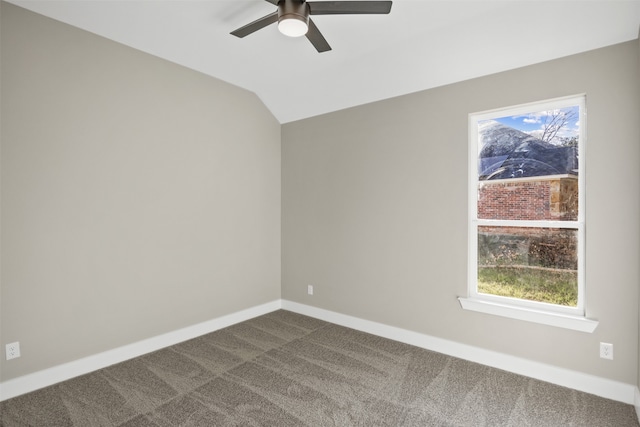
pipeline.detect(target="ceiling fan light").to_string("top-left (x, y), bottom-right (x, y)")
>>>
top-left (278, 16), bottom-right (308, 37)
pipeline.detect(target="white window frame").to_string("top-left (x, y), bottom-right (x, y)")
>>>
top-left (459, 95), bottom-right (598, 333)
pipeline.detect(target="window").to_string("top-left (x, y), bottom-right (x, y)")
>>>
top-left (460, 95), bottom-right (597, 332)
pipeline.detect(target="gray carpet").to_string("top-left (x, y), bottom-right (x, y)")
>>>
top-left (1, 310), bottom-right (638, 426)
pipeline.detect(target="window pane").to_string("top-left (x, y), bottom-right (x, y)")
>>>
top-left (477, 226), bottom-right (578, 307)
top-left (477, 106), bottom-right (580, 221)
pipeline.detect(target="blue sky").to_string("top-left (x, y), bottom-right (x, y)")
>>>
top-left (490, 105), bottom-right (580, 143)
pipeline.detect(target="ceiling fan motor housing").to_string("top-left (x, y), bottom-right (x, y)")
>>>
top-left (278, 0), bottom-right (310, 29)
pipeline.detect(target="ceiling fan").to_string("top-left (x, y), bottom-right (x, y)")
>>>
top-left (231, 0), bottom-right (393, 53)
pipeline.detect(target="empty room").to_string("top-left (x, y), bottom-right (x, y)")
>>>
top-left (1, 0), bottom-right (640, 425)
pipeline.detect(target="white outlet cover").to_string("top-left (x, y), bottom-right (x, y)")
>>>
top-left (6, 342), bottom-right (21, 360)
top-left (599, 342), bottom-right (613, 360)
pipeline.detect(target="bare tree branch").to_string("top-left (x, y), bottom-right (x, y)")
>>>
top-left (540, 109), bottom-right (577, 143)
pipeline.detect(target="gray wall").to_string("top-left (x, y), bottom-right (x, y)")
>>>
top-left (1, 2), bottom-right (281, 381)
top-left (282, 41), bottom-right (640, 384)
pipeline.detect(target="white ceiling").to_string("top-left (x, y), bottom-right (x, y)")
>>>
top-left (7, 0), bottom-right (640, 123)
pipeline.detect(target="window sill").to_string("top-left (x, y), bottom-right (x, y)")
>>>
top-left (458, 297), bottom-right (599, 333)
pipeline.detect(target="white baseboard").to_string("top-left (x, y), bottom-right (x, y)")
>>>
top-left (0, 300), bottom-right (282, 401)
top-left (282, 300), bottom-right (637, 405)
top-left (2, 298), bottom-right (636, 408)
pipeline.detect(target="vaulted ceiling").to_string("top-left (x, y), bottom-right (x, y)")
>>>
top-left (7, 0), bottom-right (640, 123)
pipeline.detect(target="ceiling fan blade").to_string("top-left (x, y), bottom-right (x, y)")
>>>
top-left (263, 0), bottom-right (278, 4)
top-left (309, 1), bottom-right (392, 15)
top-left (306, 18), bottom-right (331, 52)
top-left (230, 11), bottom-right (278, 38)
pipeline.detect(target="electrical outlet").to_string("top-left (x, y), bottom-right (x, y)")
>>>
top-left (600, 342), bottom-right (613, 360)
top-left (307, 285), bottom-right (314, 295)
top-left (6, 342), bottom-right (20, 360)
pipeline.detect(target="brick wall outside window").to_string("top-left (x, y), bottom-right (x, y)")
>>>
top-left (478, 175), bottom-right (578, 221)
